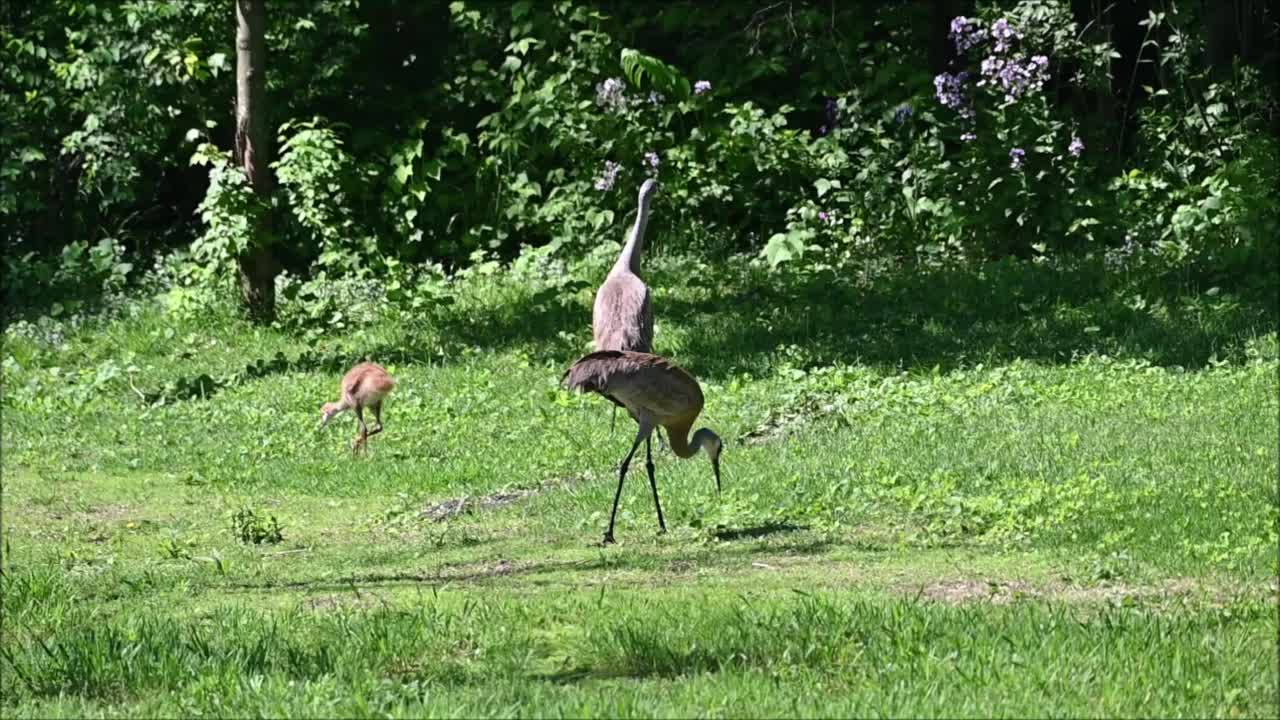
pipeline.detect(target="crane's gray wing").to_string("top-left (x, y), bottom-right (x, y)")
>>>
top-left (637, 286), bottom-right (654, 354)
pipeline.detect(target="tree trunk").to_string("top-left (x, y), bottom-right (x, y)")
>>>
top-left (234, 0), bottom-right (276, 321)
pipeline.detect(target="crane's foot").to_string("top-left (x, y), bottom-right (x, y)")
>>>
top-left (600, 531), bottom-right (616, 546)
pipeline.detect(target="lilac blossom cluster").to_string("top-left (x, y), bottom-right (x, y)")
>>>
top-left (595, 77), bottom-right (628, 113)
top-left (990, 18), bottom-right (1021, 54)
top-left (933, 72), bottom-right (975, 119)
top-left (949, 16), bottom-right (986, 53)
top-left (594, 160), bottom-right (621, 191)
top-left (694, 80), bottom-right (711, 95)
top-left (979, 54), bottom-right (1049, 104)
top-left (934, 15), bottom-right (1072, 167)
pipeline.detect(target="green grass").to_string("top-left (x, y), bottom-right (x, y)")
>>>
top-left (2, 255), bottom-right (1277, 717)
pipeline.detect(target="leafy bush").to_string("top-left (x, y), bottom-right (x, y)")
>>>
top-left (229, 506), bottom-right (284, 545)
top-left (3, 238), bottom-right (133, 319)
top-left (3, 0), bottom-right (1277, 322)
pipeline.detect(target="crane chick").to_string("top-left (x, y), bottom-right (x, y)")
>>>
top-left (319, 362), bottom-right (396, 456)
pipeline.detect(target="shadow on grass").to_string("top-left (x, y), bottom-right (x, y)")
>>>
top-left (134, 257), bottom-right (1275, 403)
top-left (430, 258), bottom-right (1276, 380)
top-left (712, 521), bottom-right (807, 541)
top-left (224, 534), bottom-right (840, 594)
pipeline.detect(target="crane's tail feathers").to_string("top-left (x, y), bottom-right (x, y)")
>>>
top-left (561, 350), bottom-right (628, 394)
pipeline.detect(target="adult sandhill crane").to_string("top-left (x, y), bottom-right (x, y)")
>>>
top-left (562, 349), bottom-right (723, 545)
top-left (593, 178), bottom-right (658, 442)
top-left (319, 362), bottom-right (396, 455)
top-left (593, 178), bottom-right (657, 354)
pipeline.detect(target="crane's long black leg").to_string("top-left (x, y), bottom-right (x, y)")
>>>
top-left (604, 423), bottom-right (651, 545)
top-left (645, 436), bottom-right (666, 533)
top-left (368, 402), bottom-right (384, 438)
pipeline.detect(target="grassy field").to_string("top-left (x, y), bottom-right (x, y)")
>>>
top-left (2, 255), bottom-right (1277, 717)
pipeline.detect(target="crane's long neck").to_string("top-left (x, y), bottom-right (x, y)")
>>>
top-left (613, 199), bottom-right (651, 276)
top-left (667, 421), bottom-right (702, 459)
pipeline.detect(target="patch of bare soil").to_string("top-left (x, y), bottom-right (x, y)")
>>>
top-left (913, 576), bottom-right (1266, 606)
top-left (919, 579), bottom-right (1039, 605)
top-left (302, 591), bottom-right (390, 612)
top-left (418, 473), bottom-right (591, 522)
top-left (70, 503), bottom-right (132, 524)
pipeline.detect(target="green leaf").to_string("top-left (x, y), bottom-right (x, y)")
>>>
top-left (763, 233), bottom-right (794, 267)
top-left (619, 48), bottom-right (690, 100)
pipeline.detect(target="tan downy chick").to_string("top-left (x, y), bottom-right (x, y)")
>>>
top-left (319, 362), bottom-right (396, 455)
top-left (562, 349), bottom-right (723, 545)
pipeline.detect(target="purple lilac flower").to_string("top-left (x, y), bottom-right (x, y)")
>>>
top-left (949, 16), bottom-right (987, 53)
top-left (934, 72), bottom-right (975, 119)
top-left (1068, 136), bottom-right (1084, 157)
top-left (594, 160), bottom-right (621, 191)
top-left (817, 125), bottom-right (828, 136)
top-left (818, 210), bottom-right (837, 225)
top-left (961, 131), bottom-right (977, 142)
top-left (1009, 147), bottom-right (1026, 170)
top-left (818, 211), bottom-right (829, 222)
top-left (595, 77), bottom-right (628, 113)
top-left (979, 54), bottom-right (1049, 103)
top-left (894, 104), bottom-right (913, 124)
top-left (643, 151), bottom-right (661, 176)
top-left (990, 18), bottom-right (1020, 54)
top-left (694, 80), bottom-right (711, 95)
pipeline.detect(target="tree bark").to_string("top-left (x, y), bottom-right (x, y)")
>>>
top-left (234, 0), bottom-right (276, 321)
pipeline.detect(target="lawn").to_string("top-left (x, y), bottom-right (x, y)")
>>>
top-left (2, 255), bottom-right (1277, 718)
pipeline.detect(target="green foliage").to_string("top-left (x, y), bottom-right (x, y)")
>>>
top-left (1110, 28), bottom-right (1280, 283)
top-left (4, 0), bottom-right (1277, 323)
top-left (2, 238), bottom-right (133, 316)
top-left (228, 507), bottom-right (284, 545)
top-left (619, 47), bottom-right (691, 100)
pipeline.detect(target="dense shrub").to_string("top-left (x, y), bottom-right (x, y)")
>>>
top-left (1, 0), bottom-right (1276, 322)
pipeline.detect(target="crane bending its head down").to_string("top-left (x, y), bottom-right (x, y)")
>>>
top-left (319, 362), bottom-right (396, 455)
top-left (562, 349), bottom-right (722, 544)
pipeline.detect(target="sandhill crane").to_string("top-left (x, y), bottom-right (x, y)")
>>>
top-left (562, 349), bottom-right (722, 545)
top-left (593, 178), bottom-right (657, 353)
top-left (593, 178), bottom-right (659, 442)
top-left (319, 362), bottom-right (396, 455)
